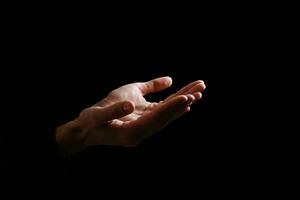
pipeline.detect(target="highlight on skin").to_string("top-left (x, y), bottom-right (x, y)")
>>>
top-left (56, 76), bottom-right (206, 156)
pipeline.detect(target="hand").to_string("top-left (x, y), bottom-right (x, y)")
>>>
top-left (56, 77), bottom-right (206, 156)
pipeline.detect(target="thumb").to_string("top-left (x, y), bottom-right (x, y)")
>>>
top-left (82, 101), bottom-right (135, 127)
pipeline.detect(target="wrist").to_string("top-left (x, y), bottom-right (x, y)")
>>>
top-left (55, 118), bottom-right (86, 156)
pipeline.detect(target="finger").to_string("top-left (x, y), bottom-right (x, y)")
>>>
top-left (165, 80), bottom-right (204, 101)
top-left (88, 101), bottom-right (135, 126)
top-left (186, 94), bottom-right (195, 105)
top-left (183, 83), bottom-right (206, 95)
top-left (183, 92), bottom-right (203, 109)
top-left (184, 106), bottom-right (191, 113)
top-left (192, 92), bottom-right (202, 102)
top-left (148, 92), bottom-right (198, 111)
top-left (137, 76), bottom-right (172, 95)
top-left (125, 95), bottom-right (192, 143)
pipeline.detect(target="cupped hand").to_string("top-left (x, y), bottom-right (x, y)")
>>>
top-left (56, 77), bottom-right (206, 155)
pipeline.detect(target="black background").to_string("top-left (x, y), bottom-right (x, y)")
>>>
top-left (1, 5), bottom-right (275, 198)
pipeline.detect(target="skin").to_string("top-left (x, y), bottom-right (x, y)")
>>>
top-left (56, 76), bottom-right (206, 156)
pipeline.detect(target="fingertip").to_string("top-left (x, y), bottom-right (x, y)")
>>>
top-left (180, 95), bottom-right (188, 102)
top-left (185, 106), bottom-right (191, 113)
top-left (192, 80), bottom-right (204, 85)
top-left (200, 82), bottom-right (206, 90)
top-left (186, 94), bottom-right (195, 102)
top-left (195, 82), bottom-right (206, 92)
top-left (180, 106), bottom-right (191, 116)
top-left (123, 101), bottom-right (135, 113)
top-left (193, 92), bottom-right (202, 101)
top-left (163, 76), bottom-right (173, 87)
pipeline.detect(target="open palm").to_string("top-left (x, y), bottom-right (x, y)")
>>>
top-left (79, 77), bottom-right (206, 147)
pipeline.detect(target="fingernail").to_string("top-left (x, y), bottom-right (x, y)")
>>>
top-left (123, 102), bottom-right (132, 112)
